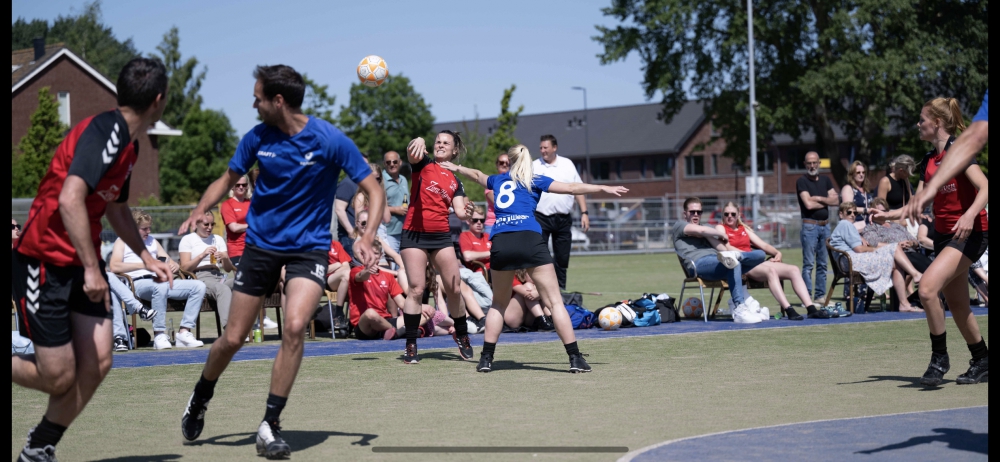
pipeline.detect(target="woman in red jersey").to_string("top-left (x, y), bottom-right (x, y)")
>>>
top-left (714, 202), bottom-right (821, 320)
top-left (400, 130), bottom-right (476, 364)
top-left (878, 97), bottom-right (989, 387)
top-left (220, 175), bottom-right (251, 267)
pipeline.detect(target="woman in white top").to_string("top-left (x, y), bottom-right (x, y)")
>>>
top-left (179, 211), bottom-right (237, 330)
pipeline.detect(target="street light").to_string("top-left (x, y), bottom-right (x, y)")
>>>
top-left (571, 86), bottom-right (591, 181)
top-left (746, 0), bottom-right (760, 224)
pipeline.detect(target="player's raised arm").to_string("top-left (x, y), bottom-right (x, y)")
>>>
top-left (439, 161), bottom-right (489, 188)
top-left (180, 169), bottom-right (244, 235)
top-left (546, 181), bottom-right (628, 197)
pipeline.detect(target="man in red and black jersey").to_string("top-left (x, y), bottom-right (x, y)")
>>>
top-left (12, 58), bottom-right (173, 462)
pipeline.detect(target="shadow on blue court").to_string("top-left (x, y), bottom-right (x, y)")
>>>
top-left (624, 406), bottom-right (988, 462)
top-left (109, 307), bottom-right (988, 369)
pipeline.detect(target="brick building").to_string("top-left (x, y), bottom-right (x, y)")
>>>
top-left (12, 40), bottom-right (180, 201)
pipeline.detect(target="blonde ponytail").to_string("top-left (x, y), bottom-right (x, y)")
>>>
top-left (924, 97), bottom-right (967, 135)
top-left (506, 144), bottom-right (534, 192)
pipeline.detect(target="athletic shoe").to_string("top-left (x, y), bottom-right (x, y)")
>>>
top-left (807, 308), bottom-right (833, 319)
top-left (477, 353), bottom-right (493, 373)
top-left (332, 315), bottom-right (348, 339)
top-left (717, 251), bottom-right (742, 270)
top-left (153, 333), bottom-right (173, 350)
top-left (834, 305), bottom-right (852, 318)
top-left (824, 306), bottom-right (841, 318)
top-left (919, 352), bottom-right (950, 387)
top-left (453, 332), bottom-right (474, 360)
top-left (382, 327), bottom-right (397, 341)
top-left (18, 442), bottom-right (56, 462)
top-left (466, 318), bottom-right (480, 335)
top-left (181, 392), bottom-right (209, 441)
top-left (113, 336), bottom-right (129, 352)
top-left (137, 306), bottom-right (158, 321)
top-left (175, 331), bottom-right (204, 348)
top-left (256, 420), bottom-right (291, 460)
top-left (475, 316), bottom-right (488, 333)
top-left (569, 353), bottom-right (592, 373)
top-left (733, 303), bottom-right (761, 324)
top-left (403, 343), bottom-right (419, 364)
top-left (262, 316), bottom-right (279, 330)
top-left (783, 307), bottom-right (804, 321)
top-left (757, 306), bottom-right (771, 322)
top-left (537, 315), bottom-right (555, 332)
top-left (956, 357), bottom-right (988, 385)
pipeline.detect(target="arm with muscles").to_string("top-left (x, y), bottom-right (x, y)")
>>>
top-left (155, 240), bottom-right (180, 273)
top-left (798, 191), bottom-right (825, 210)
top-left (463, 249), bottom-right (491, 262)
top-left (823, 187), bottom-right (841, 206)
top-left (877, 177), bottom-right (891, 202)
top-left (917, 224), bottom-right (934, 250)
top-left (58, 176), bottom-right (111, 308)
top-left (222, 203), bottom-right (248, 234)
top-left (104, 200), bottom-right (172, 284)
top-left (389, 294), bottom-right (405, 318)
top-left (546, 181), bottom-right (628, 198)
top-left (713, 225), bottom-right (743, 252)
top-left (681, 222), bottom-right (730, 244)
top-left (576, 194), bottom-right (590, 232)
top-left (108, 239), bottom-right (145, 273)
top-left (354, 175), bottom-right (385, 271)
top-left (951, 164), bottom-right (989, 242)
top-left (907, 121), bottom-right (988, 223)
top-left (745, 227), bottom-right (782, 261)
top-left (179, 169), bottom-right (243, 234)
top-left (440, 162), bottom-right (489, 188)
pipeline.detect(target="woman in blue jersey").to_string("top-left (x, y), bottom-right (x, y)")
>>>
top-left (442, 144), bottom-right (628, 373)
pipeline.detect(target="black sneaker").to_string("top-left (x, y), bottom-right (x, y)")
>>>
top-left (137, 306), bottom-right (157, 321)
top-left (256, 420), bottom-right (291, 460)
top-left (808, 308), bottom-right (833, 319)
top-left (956, 357), bottom-right (988, 385)
top-left (919, 352), bottom-right (950, 387)
top-left (535, 315), bottom-right (555, 332)
top-left (403, 343), bottom-right (419, 364)
top-left (333, 315), bottom-right (348, 339)
top-left (181, 392), bottom-right (209, 441)
top-left (477, 353), bottom-right (493, 373)
top-left (569, 353), bottom-right (592, 373)
top-left (113, 335), bottom-right (129, 352)
top-left (783, 307), bottom-right (804, 321)
top-left (453, 332), bottom-right (474, 360)
top-left (18, 442), bottom-right (57, 462)
top-left (475, 316), bottom-right (487, 333)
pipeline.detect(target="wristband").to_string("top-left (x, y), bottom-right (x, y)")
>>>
top-left (580, 211), bottom-right (589, 215)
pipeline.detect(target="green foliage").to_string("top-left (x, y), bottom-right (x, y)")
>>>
top-left (12, 87), bottom-right (66, 197)
top-left (158, 108), bottom-right (238, 204)
top-left (487, 85), bottom-right (524, 156)
top-left (338, 75), bottom-right (434, 161)
top-left (594, 0), bottom-right (989, 187)
top-left (12, 1), bottom-right (140, 80)
top-left (459, 85), bottom-right (525, 202)
top-left (153, 26), bottom-right (205, 128)
top-left (302, 74), bottom-right (338, 124)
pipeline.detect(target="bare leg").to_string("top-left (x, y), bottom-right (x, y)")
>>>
top-left (460, 281), bottom-right (486, 320)
top-left (200, 291), bottom-right (263, 381)
top-left (894, 246), bottom-right (922, 283)
top-left (503, 293), bottom-right (534, 329)
top-left (943, 276), bottom-right (982, 344)
top-left (892, 268), bottom-right (920, 312)
top-left (747, 263), bottom-right (791, 308)
top-left (269, 278), bottom-right (323, 397)
top-left (431, 247), bottom-right (467, 319)
top-left (358, 309), bottom-right (394, 337)
top-left (484, 270), bottom-right (515, 344)
top-left (527, 264), bottom-right (575, 345)
top-left (918, 248), bottom-right (969, 335)
top-left (400, 249), bottom-right (430, 316)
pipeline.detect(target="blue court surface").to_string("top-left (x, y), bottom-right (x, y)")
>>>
top-left (110, 307), bottom-right (988, 369)
top-left (623, 406), bottom-right (988, 462)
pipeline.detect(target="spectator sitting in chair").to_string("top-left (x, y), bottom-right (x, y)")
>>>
top-left (714, 201), bottom-right (823, 320)
top-left (831, 202), bottom-right (924, 312)
top-left (499, 269), bottom-right (555, 332)
top-left (108, 271), bottom-right (158, 351)
top-left (321, 238), bottom-right (352, 335)
top-left (349, 240), bottom-right (439, 340)
top-left (179, 211), bottom-right (237, 330)
top-left (459, 206), bottom-right (491, 273)
top-left (670, 197), bottom-right (766, 323)
top-left (109, 209), bottom-right (207, 349)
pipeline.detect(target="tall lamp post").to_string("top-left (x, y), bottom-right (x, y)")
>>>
top-left (747, 0), bottom-right (760, 224)
top-left (571, 86), bottom-right (591, 181)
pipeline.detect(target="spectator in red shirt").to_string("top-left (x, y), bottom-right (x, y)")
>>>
top-left (319, 239), bottom-right (352, 336)
top-left (220, 175), bottom-right (251, 267)
top-left (349, 241), bottom-right (434, 340)
top-left (459, 206), bottom-right (491, 272)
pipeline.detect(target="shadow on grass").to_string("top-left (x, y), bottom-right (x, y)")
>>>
top-left (401, 351), bottom-right (465, 362)
top-left (184, 429), bottom-right (379, 450)
top-left (351, 357), bottom-right (379, 361)
top-left (93, 454), bottom-right (183, 462)
top-left (837, 375), bottom-right (952, 390)
top-left (855, 428), bottom-right (988, 455)
top-left (489, 360), bottom-right (594, 373)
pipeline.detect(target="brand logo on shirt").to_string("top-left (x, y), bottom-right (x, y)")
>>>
top-left (102, 123), bottom-right (121, 164)
top-left (96, 184), bottom-right (121, 202)
top-left (940, 183), bottom-right (957, 194)
top-left (300, 152), bottom-right (316, 166)
top-left (258, 151), bottom-right (277, 158)
top-left (424, 181), bottom-right (453, 205)
top-left (379, 279), bottom-right (388, 288)
top-left (304, 152), bottom-right (314, 160)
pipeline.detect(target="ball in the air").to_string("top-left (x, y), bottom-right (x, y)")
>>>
top-left (682, 297), bottom-right (704, 319)
top-left (598, 308), bottom-right (622, 331)
top-left (357, 55), bottom-right (389, 87)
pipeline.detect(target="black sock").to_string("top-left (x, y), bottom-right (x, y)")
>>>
top-left (193, 374), bottom-right (217, 402)
top-left (404, 313), bottom-right (421, 345)
top-left (785, 307), bottom-right (800, 318)
top-left (264, 393), bottom-right (287, 425)
top-left (806, 305), bottom-right (819, 314)
top-left (564, 341), bottom-right (580, 356)
top-left (334, 304), bottom-right (344, 318)
top-left (452, 315), bottom-right (468, 337)
top-left (482, 341), bottom-right (496, 356)
top-left (930, 332), bottom-right (948, 356)
top-left (28, 417), bottom-right (66, 449)
top-left (968, 338), bottom-right (988, 361)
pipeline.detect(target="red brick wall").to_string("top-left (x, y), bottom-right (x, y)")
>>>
top-left (11, 56), bottom-right (160, 202)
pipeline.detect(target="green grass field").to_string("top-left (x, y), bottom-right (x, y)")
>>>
top-left (11, 253), bottom-right (989, 461)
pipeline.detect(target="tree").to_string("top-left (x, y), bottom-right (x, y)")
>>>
top-left (486, 85), bottom-right (524, 157)
top-left (337, 75), bottom-right (434, 160)
top-left (459, 85), bottom-right (525, 202)
top-left (302, 74), bottom-right (338, 124)
top-left (12, 88), bottom-right (66, 197)
top-left (158, 108), bottom-right (238, 204)
top-left (12, 1), bottom-right (140, 80)
top-left (153, 26), bottom-right (205, 128)
top-left (594, 0), bottom-right (989, 187)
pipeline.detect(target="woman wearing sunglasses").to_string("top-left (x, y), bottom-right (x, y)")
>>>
top-left (483, 153), bottom-right (511, 236)
top-left (220, 175), bottom-right (252, 267)
top-left (715, 202), bottom-right (822, 320)
top-left (12, 218), bottom-right (21, 249)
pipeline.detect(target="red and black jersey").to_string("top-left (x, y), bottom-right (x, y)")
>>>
top-left (16, 109), bottom-right (137, 267)
top-left (402, 157), bottom-right (466, 234)
top-left (921, 138), bottom-right (988, 234)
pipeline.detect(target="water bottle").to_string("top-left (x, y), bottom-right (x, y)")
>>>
top-left (253, 328), bottom-right (263, 343)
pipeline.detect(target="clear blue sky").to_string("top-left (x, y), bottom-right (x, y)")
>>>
top-left (12, 0), bottom-right (655, 136)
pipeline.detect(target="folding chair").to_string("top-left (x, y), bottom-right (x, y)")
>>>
top-left (677, 255), bottom-right (727, 322)
top-left (823, 239), bottom-right (878, 314)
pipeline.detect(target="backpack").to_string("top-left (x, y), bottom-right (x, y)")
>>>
top-left (562, 292), bottom-right (584, 307)
top-left (630, 298), bottom-right (661, 327)
top-left (565, 304), bottom-right (595, 329)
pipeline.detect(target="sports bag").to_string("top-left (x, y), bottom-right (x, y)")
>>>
top-left (565, 304), bottom-right (595, 329)
top-left (562, 292), bottom-right (584, 307)
top-left (630, 298), bottom-right (661, 327)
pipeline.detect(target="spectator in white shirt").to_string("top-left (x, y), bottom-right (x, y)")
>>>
top-left (533, 134), bottom-right (590, 290)
top-left (109, 209), bottom-right (206, 350)
top-left (179, 211), bottom-right (237, 330)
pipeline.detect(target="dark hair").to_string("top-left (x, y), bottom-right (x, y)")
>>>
top-left (252, 65), bottom-right (305, 109)
top-left (438, 130), bottom-right (466, 160)
top-left (683, 197), bottom-right (702, 212)
top-left (540, 134), bottom-right (558, 146)
top-left (116, 57), bottom-right (168, 111)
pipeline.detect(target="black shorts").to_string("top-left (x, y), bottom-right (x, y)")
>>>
top-left (933, 231), bottom-right (988, 263)
top-left (12, 251), bottom-right (111, 348)
top-left (490, 231), bottom-right (553, 271)
top-left (233, 245), bottom-right (328, 297)
top-left (352, 316), bottom-right (396, 340)
top-left (400, 230), bottom-right (452, 250)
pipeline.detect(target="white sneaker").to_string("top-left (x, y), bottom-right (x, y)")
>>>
top-left (466, 319), bottom-right (480, 334)
top-left (175, 331), bottom-right (204, 348)
top-left (744, 296), bottom-right (760, 312)
top-left (262, 316), bottom-right (279, 330)
top-left (717, 251), bottom-right (742, 270)
top-left (153, 333), bottom-right (173, 350)
top-left (733, 303), bottom-right (762, 324)
top-left (758, 306), bottom-right (771, 321)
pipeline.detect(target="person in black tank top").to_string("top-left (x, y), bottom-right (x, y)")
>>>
top-left (878, 155), bottom-right (915, 210)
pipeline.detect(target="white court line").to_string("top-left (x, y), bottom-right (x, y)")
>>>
top-left (618, 405), bottom-right (989, 462)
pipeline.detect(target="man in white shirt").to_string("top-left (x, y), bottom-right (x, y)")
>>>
top-left (533, 134), bottom-right (590, 290)
top-left (109, 209), bottom-right (206, 349)
top-left (179, 211), bottom-right (237, 330)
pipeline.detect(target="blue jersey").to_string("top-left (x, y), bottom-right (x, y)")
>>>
top-left (486, 173), bottom-right (555, 238)
top-left (973, 90), bottom-right (988, 123)
top-left (229, 117), bottom-right (372, 252)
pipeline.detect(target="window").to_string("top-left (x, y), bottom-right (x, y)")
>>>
top-left (685, 155), bottom-right (705, 177)
top-left (615, 160), bottom-right (622, 179)
top-left (711, 154), bottom-right (719, 175)
top-left (756, 150), bottom-right (774, 172)
top-left (57, 91), bottom-right (71, 126)
top-left (640, 158), bottom-right (646, 178)
top-left (651, 157), bottom-right (672, 178)
top-left (787, 149), bottom-right (808, 171)
top-left (591, 160), bottom-right (610, 181)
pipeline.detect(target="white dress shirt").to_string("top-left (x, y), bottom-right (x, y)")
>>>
top-left (533, 155), bottom-right (582, 216)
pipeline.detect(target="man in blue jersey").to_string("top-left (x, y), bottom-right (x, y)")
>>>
top-left (176, 65), bottom-right (384, 459)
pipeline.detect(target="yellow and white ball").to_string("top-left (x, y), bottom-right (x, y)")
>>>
top-left (598, 308), bottom-right (622, 331)
top-left (357, 55), bottom-right (389, 87)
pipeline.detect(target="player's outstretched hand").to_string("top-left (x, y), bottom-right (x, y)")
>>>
top-left (464, 199), bottom-right (475, 218)
top-left (147, 258), bottom-right (174, 288)
top-left (353, 236), bottom-right (379, 272)
top-left (177, 209), bottom-right (204, 235)
top-left (83, 266), bottom-right (111, 312)
top-left (407, 138), bottom-right (427, 163)
top-left (601, 185), bottom-right (629, 197)
top-left (438, 161), bottom-right (458, 171)
top-left (904, 190), bottom-right (930, 226)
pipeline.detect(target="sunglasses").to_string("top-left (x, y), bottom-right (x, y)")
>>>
top-left (12, 224), bottom-right (20, 231)
top-left (688, 210), bottom-right (703, 215)
top-left (234, 184), bottom-right (248, 189)
top-left (385, 159), bottom-right (400, 165)
top-left (358, 220), bottom-right (367, 227)
top-left (844, 210), bottom-right (856, 216)
top-left (854, 171), bottom-right (865, 175)
top-left (496, 161), bottom-right (509, 167)
top-left (200, 222), bottom-right (215, 227)
top-left (471, 218), bottom-right (485, 224)
top-left (724, 212), bottom-right (738, 217)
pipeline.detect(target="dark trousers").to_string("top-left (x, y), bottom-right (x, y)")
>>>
top-left (535, 212), bottom-right (573, 290)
